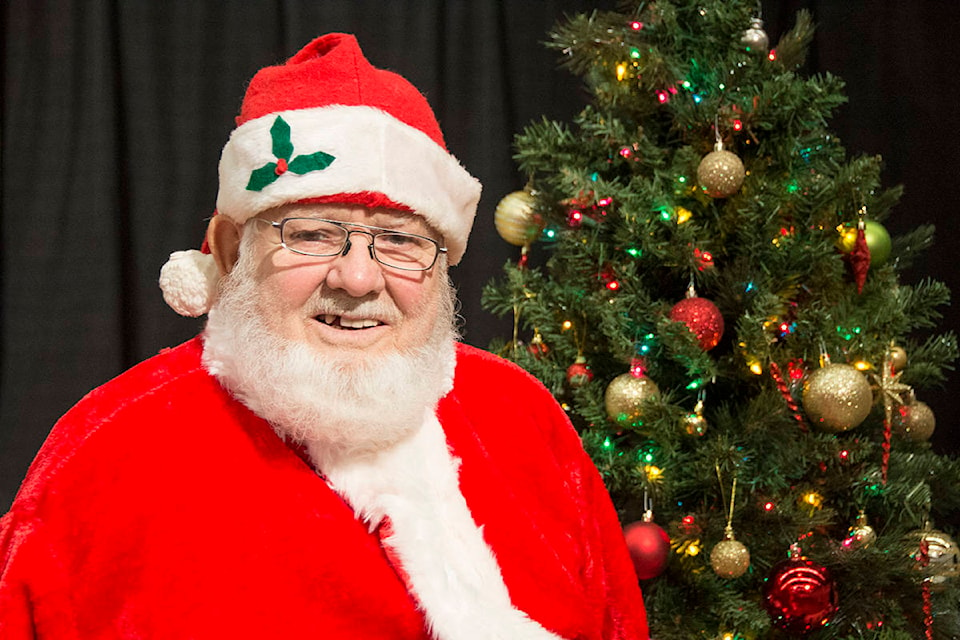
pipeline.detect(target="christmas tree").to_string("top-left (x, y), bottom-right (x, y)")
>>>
top-left (481, 2), bottom-right (960, 638)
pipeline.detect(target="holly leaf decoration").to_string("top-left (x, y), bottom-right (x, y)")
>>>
top-left (246, 163), bottom-right (281, 191)
top-left (270, 116), bottom-right (294, 161)
top-left (289, 151), bottom-right (336, 174)
top-left (245, 116), bottom-right (336, 192)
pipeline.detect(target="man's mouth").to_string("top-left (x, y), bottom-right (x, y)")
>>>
top-left (316, 314), bottom-right (383, 330)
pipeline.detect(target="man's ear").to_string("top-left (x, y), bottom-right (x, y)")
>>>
top-left (206, 215), bottom-right (242, 275)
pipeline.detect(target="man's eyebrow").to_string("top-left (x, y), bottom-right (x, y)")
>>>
top-left (368, 213), bottom-right (429, 231)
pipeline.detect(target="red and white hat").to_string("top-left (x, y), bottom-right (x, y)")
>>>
top-left (160, 33), bottom-right (482, 316)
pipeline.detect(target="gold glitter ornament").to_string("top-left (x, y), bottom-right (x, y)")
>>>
top-left (711, 528), bottom-right (751, 578)
top-left (893, 399), bottom-right (936, 442)
top-left (697, 141), bottom-right (745, 198)
top-left (802, 363), bottom-right (873, 432)
top-left (494, 189), bottom-right (540, 246)
top-left (604, 372), bottom-right (660, 426)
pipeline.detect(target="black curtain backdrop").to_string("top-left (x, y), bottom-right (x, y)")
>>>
top-left (3, 1), bottom-right (959, 511)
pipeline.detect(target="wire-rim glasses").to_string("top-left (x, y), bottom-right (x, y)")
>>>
top-left (255, 217), bottom-right (447, 271)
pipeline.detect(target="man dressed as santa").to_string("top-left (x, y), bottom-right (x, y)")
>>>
top-left (0, 33), bottom-right (649, 639)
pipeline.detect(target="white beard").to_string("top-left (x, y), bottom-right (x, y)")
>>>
top-left (201, 232), bottom-right (459, 467)
top-left (200, 230), bottom-right (561, 640)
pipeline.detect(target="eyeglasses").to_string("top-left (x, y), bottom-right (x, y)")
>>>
top-left (255, 217), bottom-right (447, 271)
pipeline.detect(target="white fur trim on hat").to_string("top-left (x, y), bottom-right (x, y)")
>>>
top-left (217, 105), bottom-right (481, 265)
top-left (159, 249), bottom-right (219, 317)
top-left (312, 411), bottom-right (561, 640)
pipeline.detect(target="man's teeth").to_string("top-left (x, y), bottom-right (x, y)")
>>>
top-left (319, 315), bottom-right (380, 329)
top-left (340, 317), bottom-right (380, 329)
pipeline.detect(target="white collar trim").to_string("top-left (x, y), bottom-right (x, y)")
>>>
top-left (310, 410), bottom-right (562, 640)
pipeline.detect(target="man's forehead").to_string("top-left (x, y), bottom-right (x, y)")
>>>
top-left (259, 202), bottom-right (429, 229)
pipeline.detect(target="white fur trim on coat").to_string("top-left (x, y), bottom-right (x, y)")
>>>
top-left (310, 411), bottom-right (562, 640)
top-left (217, 105), bottom-right (481, 265)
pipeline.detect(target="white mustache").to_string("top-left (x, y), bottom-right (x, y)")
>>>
top-left (309, 292), bottom-right (403, 324)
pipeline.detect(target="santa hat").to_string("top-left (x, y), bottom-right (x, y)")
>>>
top-left (159, 33), bottom-right (482, 317)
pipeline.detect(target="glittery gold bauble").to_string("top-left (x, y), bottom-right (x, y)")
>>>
top-left (889, 345), bottom-right (908, 372)
top-left (604, 373), bottom-right (660, 426)
top-left (683, 412), bottom-right (708, 436)
top-left (802, 364), bottom-right (873, 432)
top-left (494, 190), bottom-right (540, 246)
top-left (711, 539), bottom-right (751, 578)
top-left (697, 147), bottom-right (745, 198)
top-left (893, 401), bottom-right (936, 442)
top-left (907, 527), bottom-right (960, 586)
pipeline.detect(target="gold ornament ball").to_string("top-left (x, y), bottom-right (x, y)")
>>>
top-left (837, 226), bottom-right (858, 252)
top-left (697, 149), bottom-right (745, 198)
top-left (494, 190), bottom-right (540, 246)
top-left (837, 221), bottom-right (892, 265)
top-left (802, 364), bottom-right (873, 432)
top-left (889, 345), bottom-right (908, 372)
top-left (908, 528), bottom-right (960, 586)
top-left (711, 539), bottom-right (751, 578)
top-left (683, 412), bottom-right (708, 436)
top-left (893, 401), bottom-right (936, 442)
top-left (847, 523), bottom-right (877, 549)
top-left (604, 373), bottom-right (660, 426)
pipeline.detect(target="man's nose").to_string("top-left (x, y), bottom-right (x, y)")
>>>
top-left (324, 236), bottom-right (385, 297)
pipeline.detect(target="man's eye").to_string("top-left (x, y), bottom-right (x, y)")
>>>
top-left (381, 233), bottom-right (417, 247)
top-left (290, 229), bottom-right (334, 243)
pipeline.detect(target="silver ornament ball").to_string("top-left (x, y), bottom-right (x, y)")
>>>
top-left (908, 527), bottom-right (960, 586)
top-left (742, 18), bottom-right (769, 53)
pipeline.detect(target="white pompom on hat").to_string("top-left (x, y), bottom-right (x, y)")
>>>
top-left (159, 33), bottom-right (482, 316)
top-left (158, 249), bottom-right (219, 317)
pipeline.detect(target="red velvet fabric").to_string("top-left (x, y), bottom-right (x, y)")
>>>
top-left (237, 33), bottom-right (447, 149)
top-left (0, 337), bottom-right (648, 639)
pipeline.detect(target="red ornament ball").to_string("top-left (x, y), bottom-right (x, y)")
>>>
top-left (624, 520), bottom-right (671, 580)
top-left (527, 335), bottom-right (549, 359)
top-left (669, 296), bottom-right (724, 350)
top-left (762, 556), bottom-right (838, 635)
top-left (566, 357), bottom-right (593, 388)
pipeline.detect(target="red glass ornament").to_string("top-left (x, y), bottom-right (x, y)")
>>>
top-left (762, 553), bottom-right (838, 635)
top-left (527, 337), bottom-right (549, 359)
top-left (669, 296), bottom-right (724, 350)
top-left (693, 247), bottom-right (714, 271)
top-left (566, 357), bottom-right (593, 388)
top-left (844, 221), bottom-right (871, 293)
top-left (624, 519), bottom-right (671, 580)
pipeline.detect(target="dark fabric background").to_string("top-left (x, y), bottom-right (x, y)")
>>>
top-left (3, 1), bottom-right (959, 511)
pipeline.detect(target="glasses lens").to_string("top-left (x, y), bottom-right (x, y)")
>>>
top-left (281, 219), bottom-right (346, 256)
top-left (373, 233), bottom-right (437, 270)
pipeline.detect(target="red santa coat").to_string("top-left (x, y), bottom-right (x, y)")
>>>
top-left (0, 337), bottom-right (648, 639)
